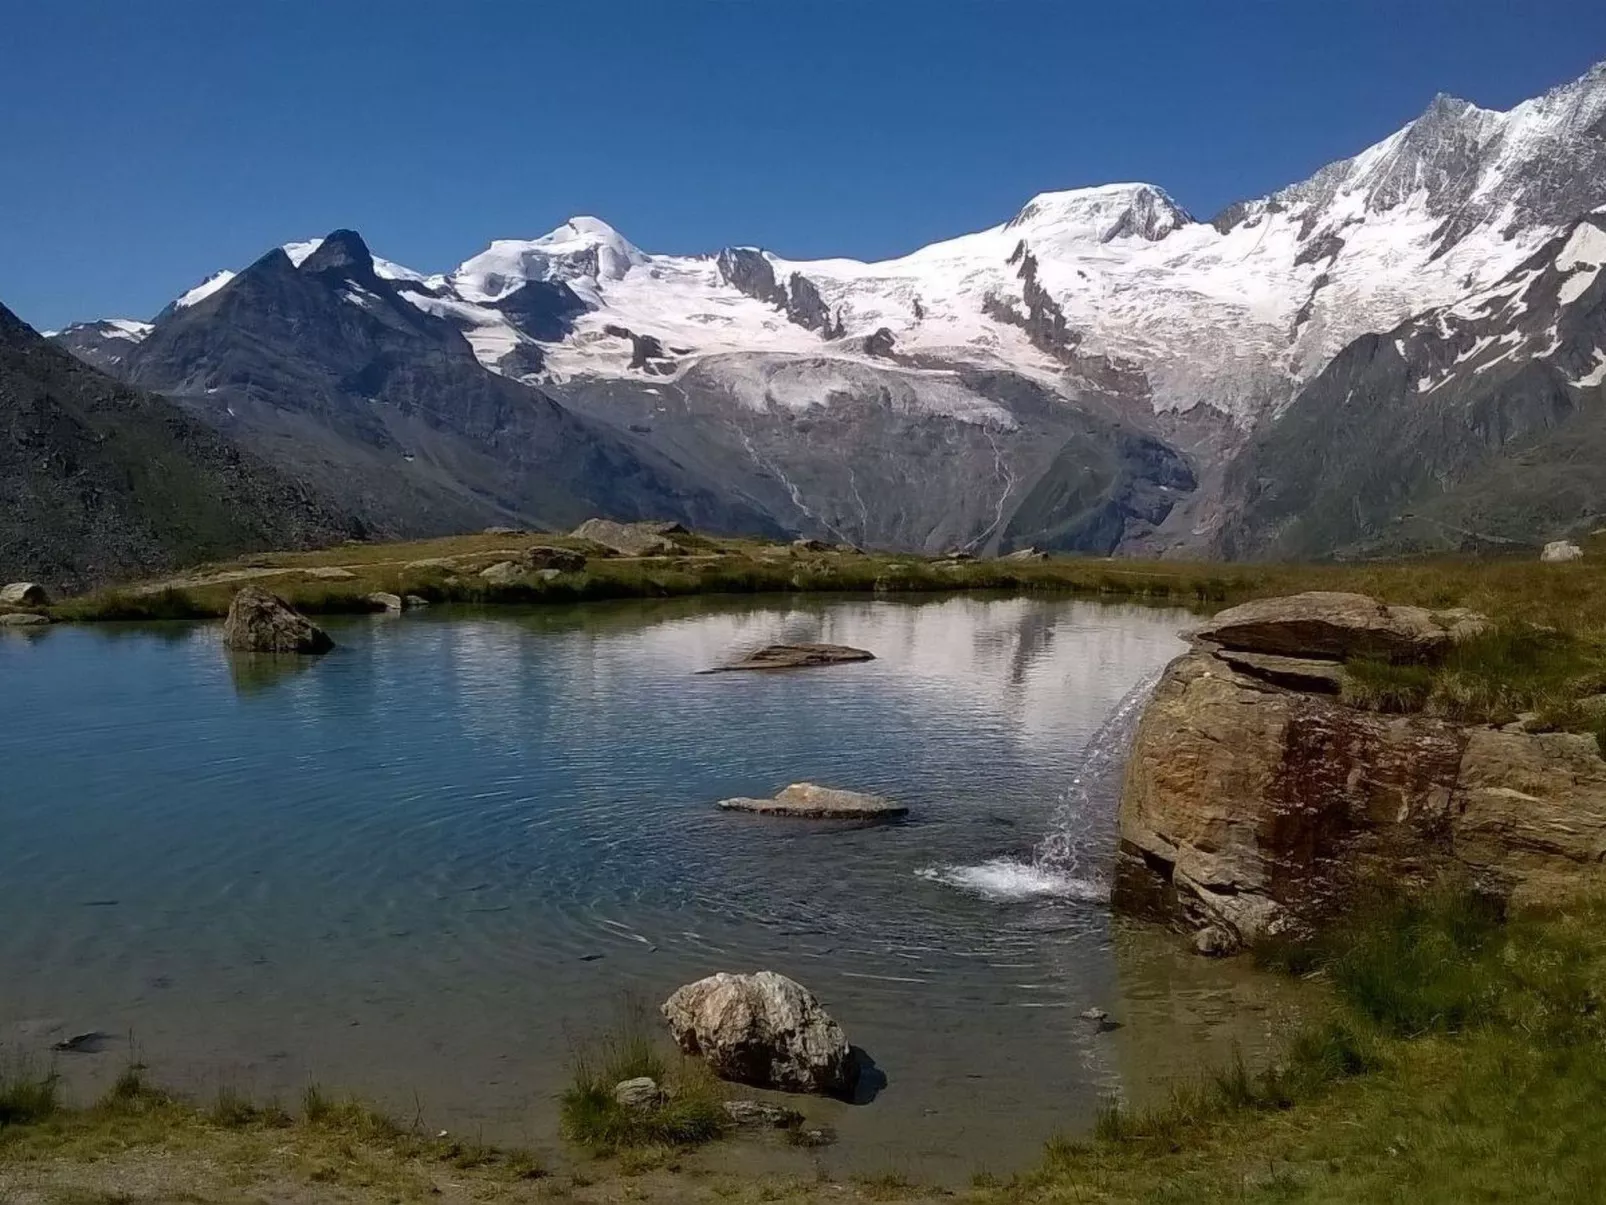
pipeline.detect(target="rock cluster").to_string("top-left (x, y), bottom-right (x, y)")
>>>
top-left (1113, 592), bottom-right (1606, 950)
top-left (662, 971), bottom-right (855, 1097)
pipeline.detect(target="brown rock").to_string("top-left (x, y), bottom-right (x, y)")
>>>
top-left (1113, 648), bottom-right (1465, 942)
top-left (1451, 729), bottom-right (1606, 902)
top-left (1194, 591), bottom-right (1459, 664)
top-left (520, 545), bottom-right (586, 572)
top-left (1216, 649), bottom-right (1346, 694)
top-left (702, 643), bottom-right (875, 673)
top-left (718, 783), bottom-right (907, 819)
top-left (221, 587), bottom-right (334, 655)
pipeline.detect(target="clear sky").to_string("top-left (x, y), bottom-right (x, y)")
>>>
top-left (4, 0), bottom-right (1605, 330)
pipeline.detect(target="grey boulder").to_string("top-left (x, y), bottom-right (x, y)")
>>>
top-left (0, 582), bottom-right (48, 606)
top-left (221, 587), bottom-right (333, 654)
top-left (662, 971), bottom-right (855, 1097)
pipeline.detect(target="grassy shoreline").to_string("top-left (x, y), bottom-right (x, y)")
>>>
top-left (7, 890), bottom-right (1606, 1203)
top-left (17, 527), bottom-right (1606, 631)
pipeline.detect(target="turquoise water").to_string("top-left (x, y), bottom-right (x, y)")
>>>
top-left (0, 593), bottom-right (1268, 1177)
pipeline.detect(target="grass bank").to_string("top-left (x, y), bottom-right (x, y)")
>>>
top-left (33, 527), bottom-right (1606, 629)
top-left (5, 891), bottom-right (1606, 1202)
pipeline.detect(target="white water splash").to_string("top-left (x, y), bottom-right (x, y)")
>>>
top-left (919, 668), bottom-right (1165, 904)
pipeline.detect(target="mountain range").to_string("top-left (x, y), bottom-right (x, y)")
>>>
top-left (35, 58), bottom-right (1606, 576)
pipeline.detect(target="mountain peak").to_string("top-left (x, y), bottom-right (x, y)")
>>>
top-left (1005, 183), bottom-right (1192, 243)
top-left (300, 229), bottom-right (375, 276)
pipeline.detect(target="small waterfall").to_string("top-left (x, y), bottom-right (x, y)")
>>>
top-left (918, 667), bottom-right (1163, 903)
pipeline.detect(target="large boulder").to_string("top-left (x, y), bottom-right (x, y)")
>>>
top-left (1113, 592), bottom-right (1606, 946)
top-left (662, 971), bottom-right (855, 1097)
top-left (1541, 540), bottom-right (1585, 563)
top-left (221, 587), bottom-right (334, 654)
top-left (0, 582), bottom-right (48, 606)
top-left (570, 518), bottom-right (681, 557)
top-left (1193, 591), bottom-right (1476, 663)
top-left (1112, 647), bottom-right (1467, 944)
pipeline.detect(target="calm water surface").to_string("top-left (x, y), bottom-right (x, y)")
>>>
top-left (0, 595), bottom-right (1303, 1179)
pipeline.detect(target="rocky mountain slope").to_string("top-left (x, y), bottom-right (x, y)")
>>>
top-left (0, 301), bottom-right (358, 589)
top-left (1217, 212), bottom-right (1606, 558)
top-left (114, 230), bottom-right (779, 540)
top-left (56, 60), bottom-right (1606, 557)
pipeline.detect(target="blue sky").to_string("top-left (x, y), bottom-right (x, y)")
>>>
top-left (4, 0), bottom-right (1605, 331)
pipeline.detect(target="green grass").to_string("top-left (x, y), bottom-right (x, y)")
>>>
top-left (0, 1060), bottom-right (59, 1127)
top-left (1001, 887), bottom-right (1606, 1204)
top-left (558, 1000), bottom-right (730, 1153)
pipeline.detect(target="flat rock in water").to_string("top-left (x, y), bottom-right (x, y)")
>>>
top-left (0, 612), bottom-right (50, 627)
top-left (221, 586), bottom-right (333, 655)
top-left (364, 592), bottom-right (404, 613)
top-left (718, 782), bottom-right (907, 819)
top-left (702, 642), bottom-right (875, 673)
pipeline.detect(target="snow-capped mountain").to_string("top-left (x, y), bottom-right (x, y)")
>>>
top-left (302, 59), bottom-right (1601, 431)
top-left (1218, 210), bottom-right (1606, 559)
top-left (48, 317), bottom-right (154, 373)
top-left (55, 59), bottom-right (1606, 557)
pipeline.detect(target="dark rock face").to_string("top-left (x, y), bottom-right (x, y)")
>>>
top-left (716, 248), bottom-right (788, 308)
top-left (492, 279), bottom-right (588, 342)
top-left (118, 229), bottom-right (778, 542)
top-left (221, 586), bottom-right (334, 654)
top-left (1217, 214), bottom-right (1606, 559)
top-left (48, 320), bottom-right (150, 374)
top-left (715, 249), bottom-right (843, 338)
top-left (0, 301), bottom-right (358, 590)
top-left (555, 359), bottom-right (1196, 555)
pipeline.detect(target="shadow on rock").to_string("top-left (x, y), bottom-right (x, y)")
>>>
top-left (847, 1046), bottom-right (887, 1104)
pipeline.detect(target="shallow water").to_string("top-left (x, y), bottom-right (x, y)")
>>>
top-left (0, 594), bottom-right (1305, 1180)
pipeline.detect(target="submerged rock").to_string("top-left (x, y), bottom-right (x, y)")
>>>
top-left (701, 643), bottom-right (875, 673)
top-left (0, 612), bottom-right (50, 627)
top-left (662, 971), bottom-right (856, 1097)
top-left (221, 587), bottom-right (333, 655)
top-left (718, 782), bottom-right (907, 819)
top-left (723, 1099), bottom-right (805, 1129)
top-left (0, 582), bottom-right (48, 606)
